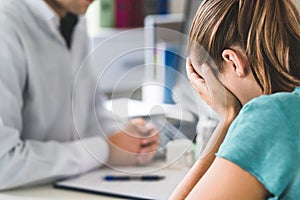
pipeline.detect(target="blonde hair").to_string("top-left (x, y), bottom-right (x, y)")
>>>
top-left (189, 0), bottom-right (300, 94)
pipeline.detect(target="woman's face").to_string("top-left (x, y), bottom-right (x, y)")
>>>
top-left (190, 49), bottom-right (262, 106)
top-left (217, 54), bottom-right (262, 105)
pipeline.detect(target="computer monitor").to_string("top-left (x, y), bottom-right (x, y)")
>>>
top-left (183, 0), bottom-right (203, 35)
top-left (143, 0), bottom-right (204, 105)
top-left (173, 0), bottom-right (218, 120)
top-left (177, 0), bottom-right (203, 74)
top-left (143, 0), bottom-right (203, 79)
top-left (143, 13), bottom-right (186, 104)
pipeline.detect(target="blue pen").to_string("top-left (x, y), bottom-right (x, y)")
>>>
top-left (104, 175), bottom-right (165, 181)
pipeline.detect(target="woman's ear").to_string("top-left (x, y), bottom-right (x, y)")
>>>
top-left (222, 49), bottom-right (248, 78)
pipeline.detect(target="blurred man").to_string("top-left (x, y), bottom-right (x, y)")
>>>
top-left (0, 0), bottom-right (159, 190)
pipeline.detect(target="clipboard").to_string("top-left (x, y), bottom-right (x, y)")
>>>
top-left (54, 165), bottom-right (188, 200)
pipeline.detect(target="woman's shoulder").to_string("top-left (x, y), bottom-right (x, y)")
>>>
top-left (241, 88), bottom-right (300, 131)
top-left (217, 89), bottom-right (300, 199)
top-left (220, 88), bottom-right (300, 156)
top-left (246, 89), bottom-right (299, 108)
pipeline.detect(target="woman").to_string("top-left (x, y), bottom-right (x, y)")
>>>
top-left (170, 0), bottom-right (300, 199)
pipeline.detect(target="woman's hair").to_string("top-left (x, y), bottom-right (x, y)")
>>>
top-left (189, 0), bottom-right (300, 94)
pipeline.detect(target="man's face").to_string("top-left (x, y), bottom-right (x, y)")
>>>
top-left (55, 0), bottom-right (94, 15)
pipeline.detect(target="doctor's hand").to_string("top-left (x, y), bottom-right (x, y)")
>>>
top-left (186, 57), bottom-right (241, 119)
top-left (107, 118), bottom-right (160, 166)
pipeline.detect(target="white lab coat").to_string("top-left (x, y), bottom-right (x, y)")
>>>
top-left (0, 0), bottom-right (121, 189)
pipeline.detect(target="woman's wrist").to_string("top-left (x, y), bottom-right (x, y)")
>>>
top-left (218, 103), bottom-right (241, 124)
top-left (225, 106), bottom-right (240, 122)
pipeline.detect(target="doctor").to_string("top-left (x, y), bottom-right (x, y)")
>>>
top-left (0, 0), bottom-right (159, 190)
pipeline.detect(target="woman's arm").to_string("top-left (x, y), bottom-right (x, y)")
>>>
top-left (169, 59), bottom-right (241, 199)
top-left (186, 157), bottom-right (269, 200)
top-left (169, 116), bottom-right (236, 199)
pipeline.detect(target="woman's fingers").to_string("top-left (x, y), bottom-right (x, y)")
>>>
top-left (186, 57), bottom-right (194, 80)
top-left (200, 63), bottom-right (223, 94)
top-left (186, 58), bottom-right (212, 104)
top-left (186, 58), bottom-right (205, 87)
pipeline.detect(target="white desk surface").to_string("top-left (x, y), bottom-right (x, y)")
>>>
top-left (0, 162), bottom-right (189, 200)
top-left (0, 184), bottom-right (123, 200)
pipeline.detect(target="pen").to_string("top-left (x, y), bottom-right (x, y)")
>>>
top-left (103, 175), bottom-right (165, 181)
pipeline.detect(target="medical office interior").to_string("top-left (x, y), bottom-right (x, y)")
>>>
top-left (1, 0), bottom-right (300, 199)
top-left (84, 0), bottom-right (216, 170)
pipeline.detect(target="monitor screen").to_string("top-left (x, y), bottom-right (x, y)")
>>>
top-left (177, 0), bottom-right (203, 74)
top-left (183, 0), bottom-right (203, 37)
top-left (143, 0), bottom-right (203, 76)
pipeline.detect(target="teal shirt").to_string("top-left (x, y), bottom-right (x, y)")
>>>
top-left (216, 87), bottom-right (300, 199)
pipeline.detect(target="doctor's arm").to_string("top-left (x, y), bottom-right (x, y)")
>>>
top-left (106, 118), bottom-right (159, 166)
top-left (88, 99), bottom-right (160, 166)
top-left (0, 83), bottom-right (109, 190)
top-left (0, 25), bottom-right (111, 190)
top-left (86, 82), bottom-right (160, 166)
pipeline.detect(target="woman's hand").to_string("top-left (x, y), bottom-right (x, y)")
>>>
top-left (186, 57), bottom-right (241, 119)
top-left (170, 58), bottom-right (242, 200)
top-left (107, 118), bottom-right (160, 166)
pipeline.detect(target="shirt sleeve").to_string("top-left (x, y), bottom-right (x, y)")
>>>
top-left (75, 21), bottom-right (127, 138)
top-left (216, 96), bottom-right (300, 198)
top-left (0, 12), bottom-right (109, 190)
top-left (86, 89), bottom-right (127, 137)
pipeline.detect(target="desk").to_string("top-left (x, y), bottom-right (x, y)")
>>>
top-left (0, 161), bottom-right (189, 200)
top-left (104, 98), bottom-right (195, 122)
top-left (0, 184), bottom-right (123, 200)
